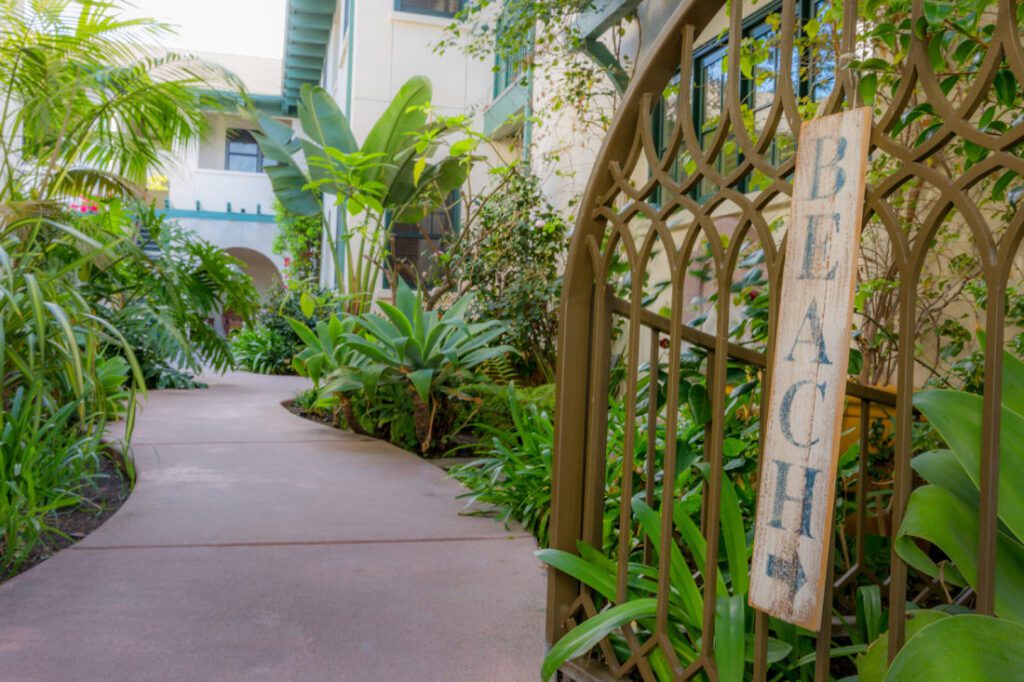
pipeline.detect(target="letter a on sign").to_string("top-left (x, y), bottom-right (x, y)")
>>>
top-left (749, 108), bottom-right (871, 630)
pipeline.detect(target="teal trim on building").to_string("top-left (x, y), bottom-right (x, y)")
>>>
top-left (199, 90), bottom-right (288, 115)
top-left (158, 208), bottom-right (276, 224)
top-left (282, 0), bottom-right (336, 112)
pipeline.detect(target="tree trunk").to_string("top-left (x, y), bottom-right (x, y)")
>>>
top-left (411, 391), bottom-right (433, 453)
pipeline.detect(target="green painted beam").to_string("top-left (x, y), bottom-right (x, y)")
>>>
top-left (285, 43), bottom-right (326, 58)
top-left (281, 0), bottom-right (335, 112)
top-left (288, 66), bottom-right (322, 80)
top-left (484, 81), bottom-right (528, 137)
top-left (574, 0), bottom-right (641, 94)
top-left (285, 55), bottom-right (323, 70)
top-left (576, 0), bottom-right (642, 40)
top-left (289, 13), bottom-right (333, 31)
top-left (290, 0), bottom-right (334, 12)
top-left (287, 28), bottom-right (330, 44)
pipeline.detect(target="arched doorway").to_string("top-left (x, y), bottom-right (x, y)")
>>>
top-left (225, 247), bottom-right (282, 296)
top-left (218, 247), bottom-right (282, 335)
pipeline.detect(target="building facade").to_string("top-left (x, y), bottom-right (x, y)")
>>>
top-left (273, 0), bottom-right (678, 295)
top-left (159, 52), bottom-right (296, 297)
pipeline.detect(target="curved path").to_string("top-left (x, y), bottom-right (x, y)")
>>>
top-left (0, 373), bottom-right (545, 681)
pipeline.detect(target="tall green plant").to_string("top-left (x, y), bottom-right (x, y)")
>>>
top-left (0, 0), bottom-right (235, 208)
top-left (251, 78), bottom-right (471, 314)
top-left (451, 386), bottom-right (556, 543)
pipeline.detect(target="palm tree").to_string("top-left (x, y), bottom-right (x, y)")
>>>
top-left (0, 0), bottom-right (255, 571)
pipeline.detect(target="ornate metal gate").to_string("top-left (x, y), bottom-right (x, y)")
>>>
top-left (548, 0), bottom-right (1024, 678)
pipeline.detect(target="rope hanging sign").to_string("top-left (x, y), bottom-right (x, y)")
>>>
top-left (749, 107), bottom-right (872, 630)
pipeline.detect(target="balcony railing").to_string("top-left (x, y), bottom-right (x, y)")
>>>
top-left (493, 13), bottom-right (530, 98)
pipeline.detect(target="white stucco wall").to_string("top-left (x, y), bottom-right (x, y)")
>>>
top-left (161, 109), bottom-right (297, 292)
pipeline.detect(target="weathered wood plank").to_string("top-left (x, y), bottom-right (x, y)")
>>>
top-left (749, 108), bottom-right (872, 630)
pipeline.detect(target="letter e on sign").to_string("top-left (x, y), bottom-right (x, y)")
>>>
top-left (749, 108), bottom-right (871, 630)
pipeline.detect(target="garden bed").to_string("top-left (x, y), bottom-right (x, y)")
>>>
top-left (1, 450), bottom-right (132, 585)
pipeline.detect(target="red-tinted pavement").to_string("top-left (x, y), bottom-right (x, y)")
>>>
top-left (0, 372), bottom-right (545, 681)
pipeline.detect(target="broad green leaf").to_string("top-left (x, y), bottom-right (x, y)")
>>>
top-left (253, 114), bottom-right (301, 163)
top-left (1000, 350), bottom-right (1024, 416)
top-left (714, 595), bottom-right (745, 682)
top-left (857, 609), bottom-right (951, 682)
top-left (536, 549), bottom-right (617, 602)
top-left (913, 389), bottom-right (1024, 542)
top-left (300, 292), bottom-right (316, 318)
top-left (885, 615), bottom-right (1024, 682)
top-left (859, 73), bottom-right (878, 105)
top-left (412, 156), bottom-right (427, 186)
top-left (911, 449), bottom-right (978, 512)
top-left (408, 368), bottom-right (434, 402)
top-left (541, 599), bottom-right (658, 681)
top-left (284, 316), bottom-right (320, 351)
top-left (719, 474), bottom-right (748, 596)
top-left (856, 585), bottom-right (883, 645)
top-left (264, 164), bottom-right (320, 217)
top-left (895, 485), bottom-right (1024, 623)
top-left (299, 84), bottom-right (358, 154)
top-left (994, 69), bottom-right (1017, 108)
top-left (362, 76), bottom-right (431, 184)
top-left (633, 499), bottom-right (703, 626)
top-left (376, 301), bottom-right (415, 339)
top-left (922, 0), bottom-right (954, 27)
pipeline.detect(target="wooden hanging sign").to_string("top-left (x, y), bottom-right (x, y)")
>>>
top-left (749, 108), bottom-right (872, 630)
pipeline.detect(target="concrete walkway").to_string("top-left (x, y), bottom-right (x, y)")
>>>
top-left (0, 373), bottom-right (546, 681)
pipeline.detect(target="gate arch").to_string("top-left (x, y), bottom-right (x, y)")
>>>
top-left (549, 0), bottom-right (1024, 678)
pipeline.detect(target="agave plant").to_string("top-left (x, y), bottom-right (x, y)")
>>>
top-left (286, 314), bottom-right (359, 408)
top-left (331, 281), bottom-right (516, 451)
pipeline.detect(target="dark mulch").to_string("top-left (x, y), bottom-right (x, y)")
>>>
top-left (281, 400), bottom-right (482, 468)
top-left (282, 398), bottom-right (337, 428)
top-left (1, 450), bottom-right (132, 585)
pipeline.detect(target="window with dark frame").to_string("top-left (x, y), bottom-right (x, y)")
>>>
top-left (386, 191), bottom-right (460, 289)
top-left (225, 129), bottom-right (268, 173)
top-left (394, 0), bottom-right (461, 18)
top-left (652, 0), bottom-right (836, 203)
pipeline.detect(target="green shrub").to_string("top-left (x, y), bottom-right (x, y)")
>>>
top-left (518, 382), bottom-right (555, 415)
top-left (233, 285), bottom-right (343, 375)
top-left (451, 386), bottom-right (554, 542)
top-left (0, 388), bottom-right (105, 574)
top-left (231, 324), bottom-right (293, 375)
top-left (450, 166), bottom-right (568, 382)
top-left (86, 205), bottom-right (260, 388)
top-left (448, 382), bottom-right (556, 436)
top-left (271, 200), bottom-right (322, 283)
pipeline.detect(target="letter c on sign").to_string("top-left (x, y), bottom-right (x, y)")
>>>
top-left (780, 380), bottom-right (827, 448)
